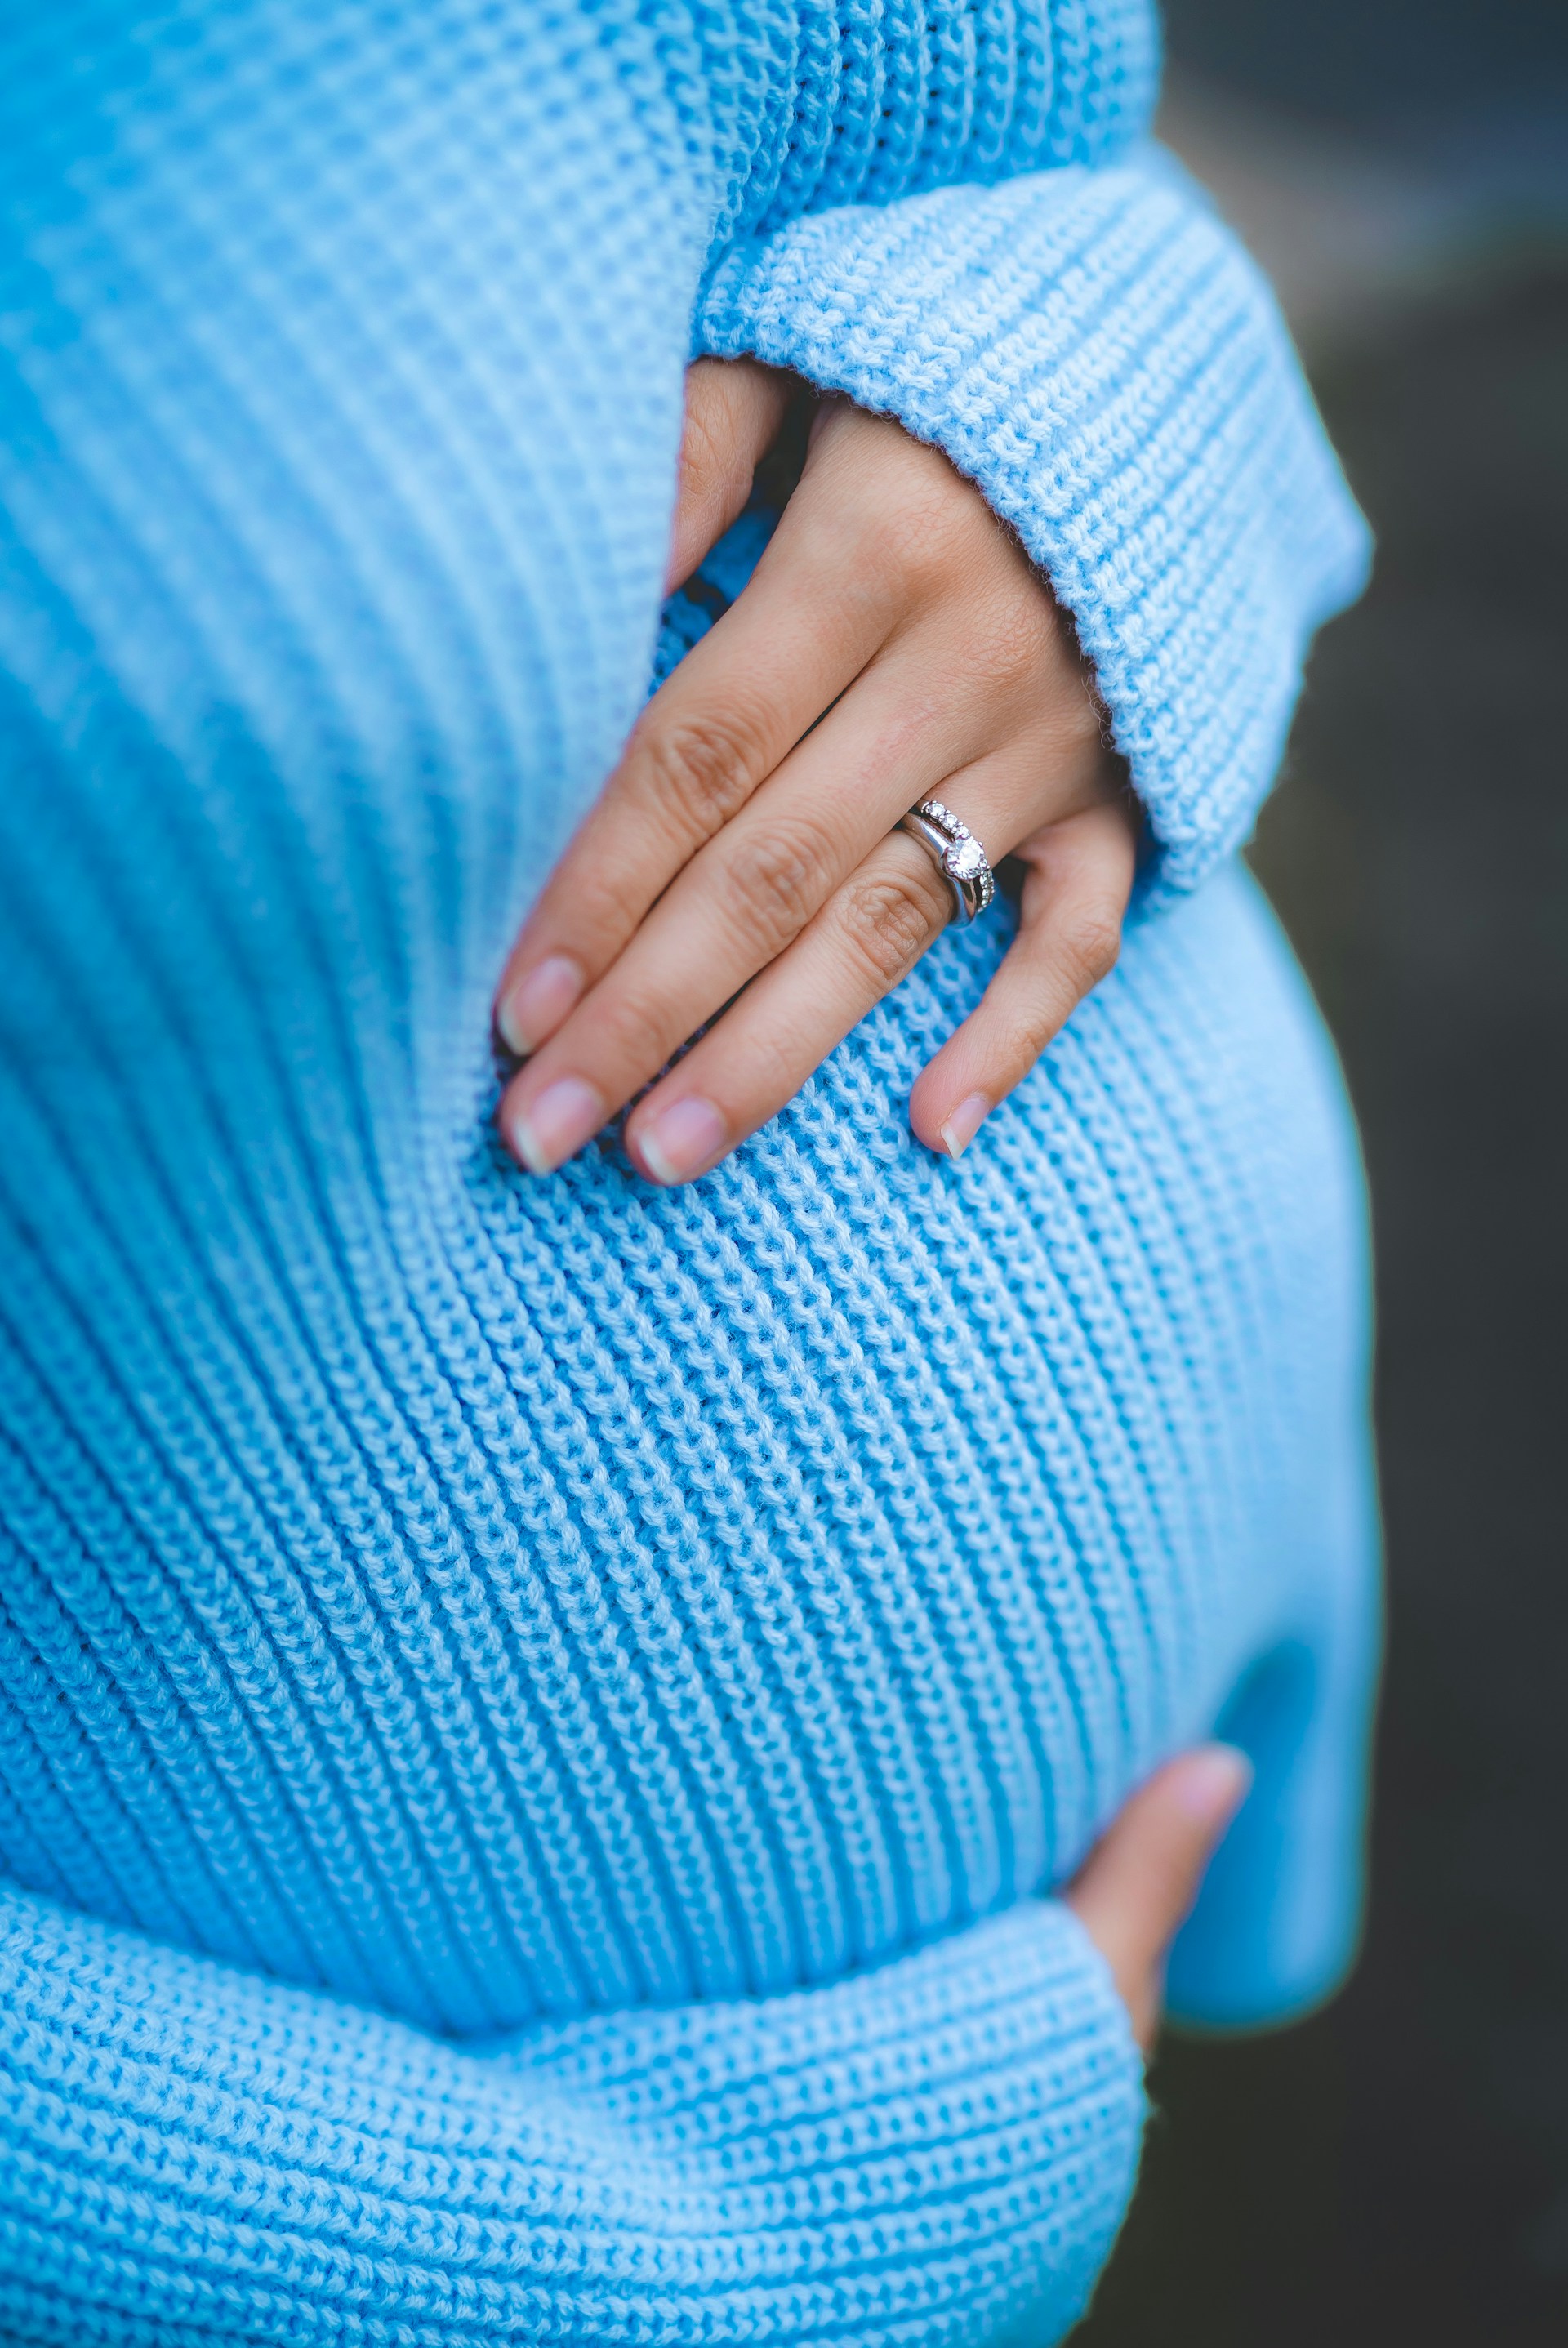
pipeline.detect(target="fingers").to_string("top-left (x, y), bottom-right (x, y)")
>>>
top-left (601, 724), bottom-right (1094, 1182)
top-left (495, 439), bottom-right (904, 1062)
top-left (666, 358), bottom-right (794, 593)
top-left (497, 655), bottom-right (985, 1177)
top-left (907, 796), bottom-right (1139, 1160)
top-left (619, 828), bottom-right (955, 1183)
top-left (1066, 1747), bottom-right (1252, 2052)
top-left (494, 394), bottom-right (1126, 1183)
top-left (495, 396), bottom-right (1064, 1069)
top-left (500, 716), bottom-right (1123, 1185)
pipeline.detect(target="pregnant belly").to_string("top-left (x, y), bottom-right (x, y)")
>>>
top-left (0, 862), bottom-right (1366, 2038)
top-left (421, 857), bottom-right (1365, 2025)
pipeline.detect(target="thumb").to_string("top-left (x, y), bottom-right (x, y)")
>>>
top-left (1067, 1745), bottom-right (1252, 2052)
top-left (666, 358), bottom-right (793, 592)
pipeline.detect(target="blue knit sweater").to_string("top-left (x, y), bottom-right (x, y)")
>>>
top-left (0, 3), bottom-right (1378, 2341)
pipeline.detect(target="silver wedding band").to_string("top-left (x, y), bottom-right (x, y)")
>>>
top-left (895, 799), bottom-right (996, 925)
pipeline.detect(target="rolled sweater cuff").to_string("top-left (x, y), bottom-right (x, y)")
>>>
top-left (0, 1884), bottom-right (1143, 2346)
top-left (693, 149), bottom-right (1371, 903)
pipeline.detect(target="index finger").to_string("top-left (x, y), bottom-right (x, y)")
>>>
top-left (494, 458), bottom-right (898, 1056)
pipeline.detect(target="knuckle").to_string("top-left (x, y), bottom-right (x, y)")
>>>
top-left (724, 1018), bottom-right (801, 1108)
top-left (978, 595), bottom-right (1055, 690)
top-left (676, 390), bottom-right (739, 518)
top-left (993, 1003), bottom-right (1062, 1076)
top-left (676, 422), bottom-right (719, 514)
top-left (723, 816), bottom-right (831, 947)
top-left (837, 862), bottom-right (944, 987)
top-left (594, 982), bottom-right (678, 1077)
top-left (1055, 899), bottom-right (1123, 996)
top-left (630, 705), bottom-right (765, 843)
top-left (853, 457), bottom-right (974, 585)
top-left (884, 486), bottom-right (973, 586)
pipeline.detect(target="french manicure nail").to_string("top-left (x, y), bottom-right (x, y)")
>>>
top-left (506, 1076), bottom-right (604, 1174)
top-left (636, 1095), bottom-right (727, 1186)
top-left (938, 1092), bottom-right (991, 1160)
top-left (498, 955), bottom-right (583, 1055)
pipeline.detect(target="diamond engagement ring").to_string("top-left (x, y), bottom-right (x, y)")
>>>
top-left (895, 799), bottom-right (997, 925)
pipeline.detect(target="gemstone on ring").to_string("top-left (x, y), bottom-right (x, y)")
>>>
top-left (896, 799), bottom-right (996, 923)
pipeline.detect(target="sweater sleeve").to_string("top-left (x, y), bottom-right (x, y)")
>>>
top-left (693, 149), bottom-right (1371, 902)
top-left (0, 1882), bottom-right (1141, 2348)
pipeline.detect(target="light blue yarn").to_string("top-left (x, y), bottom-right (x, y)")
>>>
top-left (0, 2), bottom-right (1377, 2341)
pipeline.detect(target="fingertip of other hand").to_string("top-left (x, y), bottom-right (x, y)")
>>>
top-left (1168, 1744), bottom-right (1254, 1830)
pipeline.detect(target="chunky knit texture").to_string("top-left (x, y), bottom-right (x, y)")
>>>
top-left (697, 149), bottom-right (1368, 900)
top-left (0, 2), bottom-right (1377, 2341)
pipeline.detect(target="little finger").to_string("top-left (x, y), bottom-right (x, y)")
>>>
top-left (907, 797), bottom-right (1139, 1160)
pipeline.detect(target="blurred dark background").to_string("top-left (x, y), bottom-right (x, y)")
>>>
top-left (1075, 5), bottom-right (1568, 2342)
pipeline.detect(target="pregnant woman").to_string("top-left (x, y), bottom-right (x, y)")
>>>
top-left (0, 2), bottom-right (1378, 2341)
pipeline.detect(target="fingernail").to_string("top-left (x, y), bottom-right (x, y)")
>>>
top-left (938, 1093), bottom-right (991, 1160)
top-left (1176, 1745), bottom-right (1253, 1825)
top-left (636, 1095), bottom-right (727, 1186)
top-left (506, 1076), bottom-right (604, 1174)
top-left (498, 955), bottom-right (583, 1055)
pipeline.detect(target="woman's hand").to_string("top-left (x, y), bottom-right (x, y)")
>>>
top-left (495, 359), bottom-right (1139, 1184)
top-left (1067, 1746), bottom-right (1252, 2052)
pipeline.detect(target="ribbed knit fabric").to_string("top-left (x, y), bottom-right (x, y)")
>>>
top-left (0, 3), bottom-right (1378, 2341)
top-left (695, 148), bottom-right (1369, 900)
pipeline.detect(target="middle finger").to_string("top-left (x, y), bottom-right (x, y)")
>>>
top-left (621, 744), bottom-right (1042, 1182)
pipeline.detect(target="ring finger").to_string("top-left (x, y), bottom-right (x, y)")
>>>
top-left (618, 760), bottom-right (1031, 1183)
